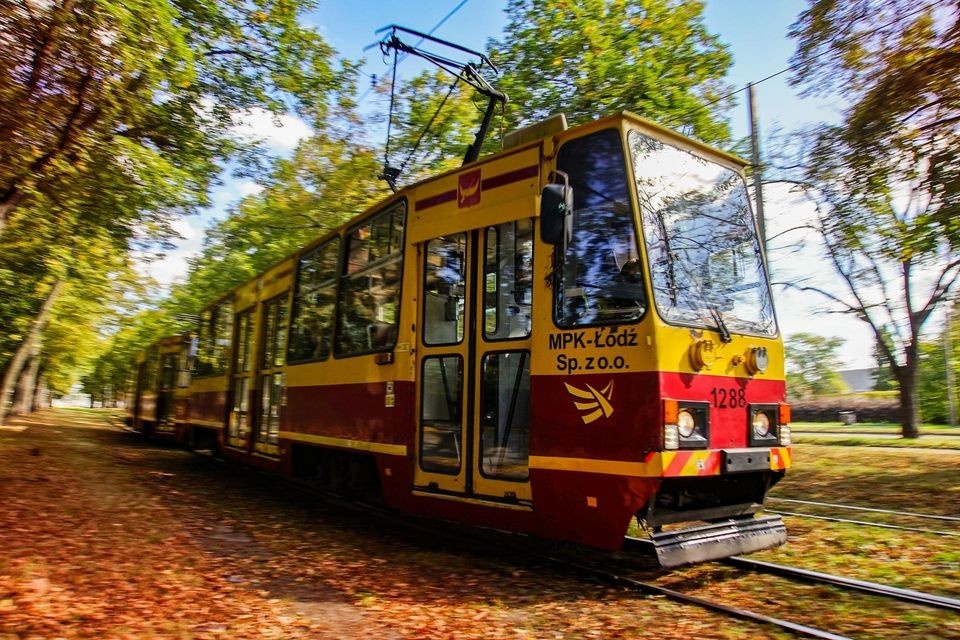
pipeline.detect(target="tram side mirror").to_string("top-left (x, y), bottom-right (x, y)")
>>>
top-left (540, 183), bottom-right (573, 245)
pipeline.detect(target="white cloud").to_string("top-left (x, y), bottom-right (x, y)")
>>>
top-left (231, 108), bottom-right (313, 153)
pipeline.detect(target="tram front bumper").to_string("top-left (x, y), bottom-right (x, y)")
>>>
top-left (650, 514), bottom-right (787, 568)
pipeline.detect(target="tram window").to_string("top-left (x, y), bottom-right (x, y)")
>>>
top-left (288, 238), bottom-right (340, 364)
top-left (484, 220), bottom-right (533, 340)
top-left (261, 294), bottom-right (289, 369)
top-left (419, 355), bottom-right (463, 474)
top-left (160, 354), bottom-right (176, 391)
top-left (479, 351), bottom-right (530, 481)
top-left (195, 310), bottom-right (213, 376)
top-left (213, 301), bottom-right (233, 372)
top-left (233, 309), bottom-right (254, 373)
top-left (257, 372), bottom-right (282, 445)
top-left (423, 234), bottom-right (466, 345)
top-left (196, 300), bottom-right (234, 376)
top-left (335, 202), bottom-right (406, 357)
top-left (229, 377), bottom-right (249, 440)
top-left (554, 129), bottom-right (646, 327)
top-left (146, 347), bottom-right (160, 390)
top-left (177, 344), bottom-right (192, 388)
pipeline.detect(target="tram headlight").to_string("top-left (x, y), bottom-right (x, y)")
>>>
top-left (677, 410), bottom-right (697, 438)
top-left (752, 411), bottom-right (771, 438)
top-left (664, 400), bottom-right (709, 450)
top-left (748, 405), bottom-right (779, 446)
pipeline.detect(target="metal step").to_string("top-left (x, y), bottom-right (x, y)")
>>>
top-left (650, 514), bottom-right (786, 568)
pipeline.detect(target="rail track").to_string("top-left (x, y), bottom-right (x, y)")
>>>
top-left (766, 497), bottom-right (960, 537)
top-left (535, 550), bottom-right (853, 640)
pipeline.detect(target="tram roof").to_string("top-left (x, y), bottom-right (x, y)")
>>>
top-left (192, 111), bottom-right (749, 315)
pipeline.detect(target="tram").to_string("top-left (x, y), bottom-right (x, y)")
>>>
top-left (128, 110), bottom-right (790, 567)
top-left (125, 332), bottom-right (193, 441)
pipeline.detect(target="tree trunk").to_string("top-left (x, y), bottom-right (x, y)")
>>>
top-left (0, 190), bottom-right (24, 241)
top-left (0, 280), bottom-right (64, 425)
top-left (12, 348), bottom-right (41, 416)
top-left (897, 361), bottom-right (921, 439)
top-left (34, 372), bottom-right (49, 411)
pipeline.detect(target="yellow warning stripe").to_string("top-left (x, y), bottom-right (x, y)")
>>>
top-left (530, 447), bottom-right (793, 478)
top-left (529, 455), bottom-right (663, 477)
top-left (770, 447), bottom-right (792, 470)
top-left (660, 450), bottom-right (721, 477)
top-left (278, 431), bottom-right (408, 457)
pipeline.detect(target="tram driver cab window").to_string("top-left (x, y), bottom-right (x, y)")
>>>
top-left (553, 128), bottom-right (647, 327)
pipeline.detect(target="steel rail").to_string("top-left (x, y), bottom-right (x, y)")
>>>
top-left (725, 556), bottom-right (960, 613)
top-left (537, 554), bottom-right (852, 640)
top-left (768, 497), bottom-right (960, 522)
top-left (769, 509), bottom-right (960, 537)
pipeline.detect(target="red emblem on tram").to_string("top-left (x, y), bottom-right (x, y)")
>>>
top-left (458, 169), bottom-right (481, 208)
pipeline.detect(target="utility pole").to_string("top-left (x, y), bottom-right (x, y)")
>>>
top-left (747, 83), bottom-right (767, 260)
top-left (945, 300), bottom-right (957, 428)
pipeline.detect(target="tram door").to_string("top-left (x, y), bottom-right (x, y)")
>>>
top-left (250, 294), bottom-right (288, 457)
top-left (415, 219), bottom-right (533, 502)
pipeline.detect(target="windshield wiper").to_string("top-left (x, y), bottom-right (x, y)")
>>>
top-left (708, 306), bottom-right (732, 343)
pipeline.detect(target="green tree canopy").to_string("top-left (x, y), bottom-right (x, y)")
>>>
top-left (786, 333), bottom-right (849, 398)
top-left (489, 0), bottom-right (734, 143)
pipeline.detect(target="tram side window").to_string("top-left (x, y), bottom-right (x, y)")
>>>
top-left (479, 351), bottom-right (530, 481)
top-left (195, 301), bottom-right (234, 376)
top-left (423, 234), bottom-right (466, 345)
top-left (419, 355), bottom-right (463, 474)
top-left (261, 294), bottom-right (289, 369)
top-left (233, 310), bottom-right (254, 373)
top-left (554, 129), bottom-right (646, 327)
top-left (146, 347), bottom-right (160, 391)
top-left (288, 238), bottom-right (340, 364)
top-left (335, 202), bottom-right (406, 357)
top-left (484, 220), bottom-right (533, 340)
top-left (177, 340), bottom-right (192, 388)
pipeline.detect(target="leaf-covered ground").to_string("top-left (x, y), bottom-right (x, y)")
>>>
top-left (0, 409), bottom-right (773, 639)
top-left (1, 409), bottom-right (958, 639)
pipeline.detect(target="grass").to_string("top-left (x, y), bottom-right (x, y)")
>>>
top-left (791, 421), bottom-right (960, 449)
top-left (793, 421), bottom-right (960, 434)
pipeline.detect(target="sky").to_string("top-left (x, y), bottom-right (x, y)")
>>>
top-left (146, 0), bottom-right (882, 370)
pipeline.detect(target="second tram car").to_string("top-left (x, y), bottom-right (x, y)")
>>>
top-left (125, 333), bottom-right (193, 442)
top-left (130, 111), bottom-right (791, 566)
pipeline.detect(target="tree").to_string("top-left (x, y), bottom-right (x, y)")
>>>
top-left (0, 0), bottom-right (345, 419)
top-left (488, 0), bottom-right (734, 144)
top-left (0, 0), bottom-right (343, 235)
top-left (785, 333), bottom-right (849, 398)
top-left (785, 0), bottom-right (960, 437)
top-left (870, 328), bottom-right (897, 391)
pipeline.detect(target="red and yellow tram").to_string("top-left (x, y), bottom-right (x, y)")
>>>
top-left (125, 333), bottom-right (193, 442)
top-left (128, 111), bottom-right (790, 566)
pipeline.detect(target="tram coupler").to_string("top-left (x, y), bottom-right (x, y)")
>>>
top-left (649, 514), bottom-right (786, 568)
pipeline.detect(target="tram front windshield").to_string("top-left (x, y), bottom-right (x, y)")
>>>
top-left (629, 130), bottom-right (777, 338)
